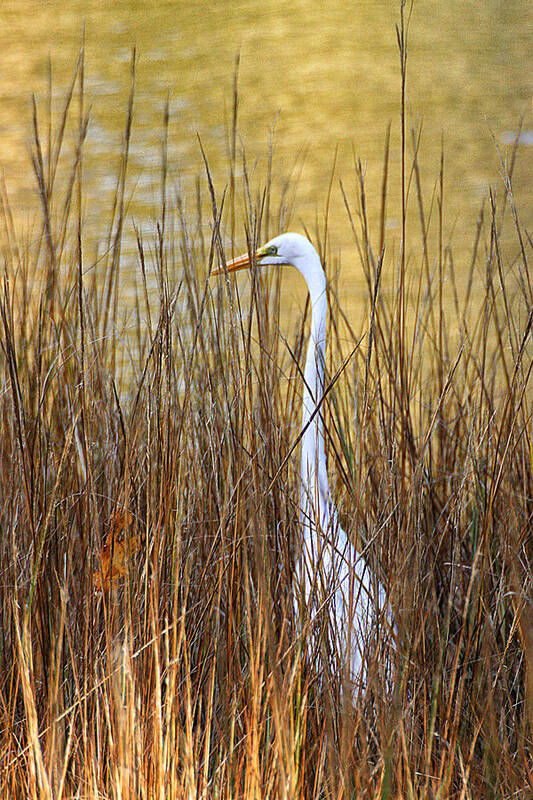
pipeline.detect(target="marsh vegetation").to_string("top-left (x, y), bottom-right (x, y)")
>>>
top-left (1, 24), bottom-right (533, 799)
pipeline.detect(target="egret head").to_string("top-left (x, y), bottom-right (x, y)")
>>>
top-left (212, 232), bottom-right (322, 278)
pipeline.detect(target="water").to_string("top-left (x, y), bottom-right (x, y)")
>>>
top-left (0, 0), bottom-right (531, 315)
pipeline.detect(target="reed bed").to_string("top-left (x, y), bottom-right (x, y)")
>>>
top-left (1, 29), bottom-right (533, 800)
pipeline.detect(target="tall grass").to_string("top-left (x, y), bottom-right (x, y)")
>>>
top-left (1, 30), bottom-right (533, 800)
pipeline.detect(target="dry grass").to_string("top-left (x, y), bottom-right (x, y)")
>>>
top-left (1, 23), bottom-right (533, 800)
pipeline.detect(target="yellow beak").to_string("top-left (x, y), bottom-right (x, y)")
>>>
top-left (211, 251), bottom-right (256, 276)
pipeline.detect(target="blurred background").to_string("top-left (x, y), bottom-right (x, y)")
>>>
top-left (0, 0), bottom-right (531, 307)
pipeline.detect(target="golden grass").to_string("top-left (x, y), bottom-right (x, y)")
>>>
top-left (1, 24), bottom-right (533, 799)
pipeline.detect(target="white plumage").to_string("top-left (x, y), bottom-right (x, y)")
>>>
top-left (215, 232), bottom-right (393, 690)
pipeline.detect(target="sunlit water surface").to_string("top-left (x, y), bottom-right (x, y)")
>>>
top-left (0, 0), bottom-right (531, 338)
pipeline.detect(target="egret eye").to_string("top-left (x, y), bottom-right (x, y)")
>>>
top-left (262, 245), bottom-right (278, 256)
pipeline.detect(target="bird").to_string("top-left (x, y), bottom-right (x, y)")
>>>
top-left (213, 232), bottom-right (393, 692)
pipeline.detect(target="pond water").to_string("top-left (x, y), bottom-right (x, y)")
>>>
top-left (0, 0), bottom-right (531, 320)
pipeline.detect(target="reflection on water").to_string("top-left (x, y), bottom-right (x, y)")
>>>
top-left (0, 0), bottom-right (531, 313)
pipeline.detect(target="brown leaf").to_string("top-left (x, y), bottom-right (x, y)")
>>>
top-left (93, 509), bottom-right (139, 593)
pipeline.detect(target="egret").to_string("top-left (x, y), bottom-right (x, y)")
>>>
top-left (213, 232), bottom-right (393, 691)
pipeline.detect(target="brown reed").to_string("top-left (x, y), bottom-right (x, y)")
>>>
top-left (1, 17), bottom-right (532, 799)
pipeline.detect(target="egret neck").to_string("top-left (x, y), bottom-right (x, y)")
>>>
top-left (297, 251), bottom-right (333, 539)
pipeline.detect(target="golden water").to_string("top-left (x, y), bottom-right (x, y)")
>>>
top-left (0, 0), bottom-right (531, 323)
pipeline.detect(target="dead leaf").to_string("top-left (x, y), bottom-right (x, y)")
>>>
top-left (93, 509), bottom-right (139, 593)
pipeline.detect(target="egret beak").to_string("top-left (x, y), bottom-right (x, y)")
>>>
top-left (211, 251), bottom-right (256, 276)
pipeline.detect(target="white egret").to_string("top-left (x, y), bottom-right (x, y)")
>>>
top-left (214, 232), bottom-right (393, 690)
